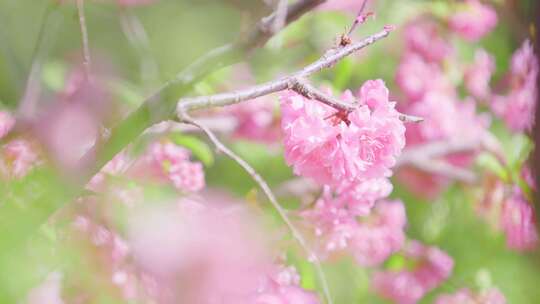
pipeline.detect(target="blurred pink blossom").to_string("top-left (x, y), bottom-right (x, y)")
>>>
top-left (224, 96), bottom-right (280, 143)
top-left (254, 265), bottom-right (320, 304)
top-left (129, 140), bottom-right (205, 192)
top-left (302, 192), bottom-right (406, 266)
top-left (0, 138), bottom-right (41, 179)
top-left (404, 20), bottom-right (453, 63)
top-left (349, 200), bottom-right (407, 266)
top-left (280, 80), bottom-right (405, 187)
top-left (372, 241), bottom-right (454, 304)
top-left (465, 49), bottom-right (495, 100)
top-left (449, 0), bottom-right (498, 41)
top-left (492, 40), bottom-right (538, 132)
top-left (500, 189), bottom-right (538, 251)
top-left (435, 287), bottom-right (506, 304)
top-left (0, 111), bottom-right (15, 139)
top-left (26, 272), bottom-right (64, 304)
top-left (395, 53), bottom-right (452, 102)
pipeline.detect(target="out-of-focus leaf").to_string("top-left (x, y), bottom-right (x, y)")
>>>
top-left (476, 152), bottom-right (509, 181)
top-left (109, 80), bottom-right (144, 107)
top-left (170, 134), bottom-right (214, 167)
top-left (42, 61), bottom-right (66, 92)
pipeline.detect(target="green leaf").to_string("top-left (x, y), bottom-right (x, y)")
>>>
top-left (476, 152), bottom-right (509, 181)
top-left (42, 61), bottom-right (66, 91)
top-left (108, 80), bottom-right (144, 107)
top-left (170, 134), bottom-right (214, 167)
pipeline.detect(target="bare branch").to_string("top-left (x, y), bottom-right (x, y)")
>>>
top-left (76, 0), bottom-right (91, 79)
top-left (179, 111), bottom-right (333, 304)
top-left (272, 0), bottom-right (289, 33)
top-left (86, 0), bottom-right (324, 176)
top-left (177, 28), bottom-right (391, 113)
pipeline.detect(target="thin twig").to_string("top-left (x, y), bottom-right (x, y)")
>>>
top-left (347, 0), bottom-right (369, 36)
top-left (179, 111), bottom-right (333, 304)
top-left (84, 0), bottom-right (324, 175)
top-left (272, 0), bottom-right (289, 33)
top-left (177, 28), bottom-right (392, 113)
top-left (76, 0), bottom-right (91, 79)
top-left (18, 4), bottom-right (63, 118)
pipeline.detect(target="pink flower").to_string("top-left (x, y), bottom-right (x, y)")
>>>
top-left (225, 96), bottom-right (280, 143)
top-left (302, 192), bottom-right (406, 266)
top-left (281, 80), bottom-right (405, 187)
top-left (449, 0), bottom-right (498, 41)
top-left (87, 151), bottom-right (131, 192)
top-left (255, 265), bottom-right (320, 304)
top-left (0, 139), bottom-right (41, 179)
top-left (26, 272), bottom-right (64, 304)
top-left (0, 111), bottom-right (15, 139)
top-left (349, 200), bottom-right (407, 266)
top-left (492, 40), bottom-right (538, 132)
top-left (130, 140), bottom-right (205, 192)
top-left (404, 20), bottom-right (453, 63)
top-left (396, 53), bottom-right (452, 102)
top-left (372, 241), bottom-right (454, 304)
top-left (435, 288), bottom-right (506, 304)
top-left (406, 93), bottom-right (489, 145)
top-left (465, 49), bottom-right (495, 100)
top-left (500, 191), bottom-right (538, 251)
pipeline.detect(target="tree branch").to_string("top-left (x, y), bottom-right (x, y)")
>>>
top-left (178, 110), bottom-right (333, 304)
top-left (177, 28), bottom-right (392, 113)
top-left (76, 0), bottom-right (91, 79)
top-left (88, 0), bottom-right (326, 179)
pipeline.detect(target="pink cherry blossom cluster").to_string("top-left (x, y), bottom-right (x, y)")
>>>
top-left (492, 40), bottom-right (538, 132)
top-left (435, 287), bottom-right (506, 304)
top-left (395, 18), bottom-right (492, 197)
top-left (281, 79), bottom-right (405, 187)
top-left (448, 0), bottom-right (498, 42)
top-left (372, 240), bottom-right (454, 304)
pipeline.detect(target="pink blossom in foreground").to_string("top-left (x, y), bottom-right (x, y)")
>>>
top-left (26, 272), bottom-right (64, 304)
top-left (435, 287), bottom-right (506, 304)
top-left (224, 96), bottom-right (280, 143)
top-left (0, 111), bottom-right (15, 139)
top-left (404, 20), bottom-right (452, 63)
top-left (372, 241), bottom-right (454, 304)
top-left (492, 40), bottom-right (538, 132)
top-left (130, 140), bottom-right (205, 192)
top-left (500, 190), bottom-right (538, 251)
top-left (0, 139), bottom-right (41, 179)
top-left (449, 0), bottom-right (498, 41)
top-left (281, 80), bottom-right (405, 187)
top-left (465, 49), bottom-right (495, 100)
top-left (255, 265), bottom-right (320, 304)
